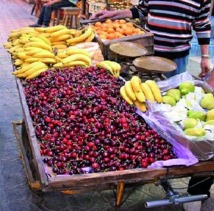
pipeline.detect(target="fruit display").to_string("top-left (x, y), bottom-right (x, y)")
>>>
top-left (91, 19), bottom-right (145, 40)
top-left (4, 25), bottom-right (98, 79)
top-left (160, 81), bottom-right (214, 140)
top-left (23, 66), bottom-right (176, 175)
top-left (120, 76), bottom-right (163, 112)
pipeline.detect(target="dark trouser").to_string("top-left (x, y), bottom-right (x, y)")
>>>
top-left (187, 177), bottom-right (213, 198)
top-left (38, 0), bottom-right (76, 26)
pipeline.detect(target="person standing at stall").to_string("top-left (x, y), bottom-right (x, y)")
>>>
top-left (90, 0), bottom-right (212, 78)
top-left (29, 0), bottom-right (78, 27)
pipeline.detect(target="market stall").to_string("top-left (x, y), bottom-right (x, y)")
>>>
top-left (4, 22), bottom-right (214, 208)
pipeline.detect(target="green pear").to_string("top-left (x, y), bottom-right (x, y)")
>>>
top-left (187, 110), bottom-right (206, 121)
top-left (166, 89), bottom-right (181, 102)
top-left (204, 120), bottom-right (214, 126)
top-left (184, 128), bottom-right (206, 137)
top-left (162, 96), bottom-right (176, 106)
top-left (183, 118), bottom-right (198, 129)
top-left (200, 93), bottom-right (214, 110)
top-left (206, 109), bottom-right (214, 121)
top-left (179, 82), bottom-right (195, 95)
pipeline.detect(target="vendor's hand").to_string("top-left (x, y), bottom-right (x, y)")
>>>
top-left (90, 10), bottom-right (116, 20)
top-left (198, 57), bottom-right (211, 78)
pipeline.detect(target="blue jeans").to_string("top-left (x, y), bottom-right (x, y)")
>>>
top-left (38, 0), bottom-right (75, 26)
top-left (164, 55), bottom-right (189, 78)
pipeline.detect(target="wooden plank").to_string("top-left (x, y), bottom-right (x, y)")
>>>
top-left (47, 161), bottom-right (214, 191)
top-left (16, 78), bottom-right (49, 187)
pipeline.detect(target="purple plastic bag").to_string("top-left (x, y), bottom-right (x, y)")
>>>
top-left (136, 110), bottom-right (198, 167)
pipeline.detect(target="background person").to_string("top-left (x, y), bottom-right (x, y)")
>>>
top-left (90, 0), bottom-right (212, 78)
top-left (30, 0), bottom-right (78, 27)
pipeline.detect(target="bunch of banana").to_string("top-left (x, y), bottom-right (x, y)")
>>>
top-left (12, 61), bottom-right (48, 80)
top-left (53, 48), bottom-right (92, 68)
top-left (123, 76), bottom-right (147, 112)
top-left (67, 27), bottom-right (95, 46)
top-left (144, 80), bottom-right (162, 103)
top-left (96, 60), bottom-right (121, 78)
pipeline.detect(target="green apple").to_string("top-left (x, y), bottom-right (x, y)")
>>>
top-left (200, 93), bottom-right (214, 110)
top-left (166, 89), bottom-right (181, 102)
top-left (179, 82), bottom-right (195, 95)
top-left (184, 128), bottom-right (206, 137)
top-left (204, 120), bottom-right (214, 126)
top-left (162, 96), bottom-right (176, 106)
top-left (206, 109), bottom-right (214, 121)
top-left (183, 118), bottom-right (198, 129)
top-left (187, 110), bottom-right (206, 121)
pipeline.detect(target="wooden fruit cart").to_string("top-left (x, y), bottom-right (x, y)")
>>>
top-left (13, 77), bottom-right (214, 208)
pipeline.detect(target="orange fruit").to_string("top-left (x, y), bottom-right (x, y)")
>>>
top-left (107, 27), bottom-right (115, 33)
top-left (107, 33), bottom-right (115, 40)
top-left (105, 19), bottom-right (112, 24)
top-left (95, 21), bottom-right (102, 27)
top-left (126, 22), bottom-right (134, 27)
top-left (119, 19), bottom-right (127, 24)
top-left (124, 27), bottom-right (133, 36)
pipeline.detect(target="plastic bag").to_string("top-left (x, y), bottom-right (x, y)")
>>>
top-left (147, 72), bottom-right (214, 160)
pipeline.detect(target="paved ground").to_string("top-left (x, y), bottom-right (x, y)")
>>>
top-left (0, 0), bottom-right (214, 211)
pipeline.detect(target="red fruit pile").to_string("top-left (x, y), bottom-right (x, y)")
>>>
top-left (23, 67), bottom-right (177, 175)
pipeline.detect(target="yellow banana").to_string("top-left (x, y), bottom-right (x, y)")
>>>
top-left (51, 41), bottom-right (67, 46)
top-left (102, 61), bottom-right (117, 76)
top-left (124, 81), bottom-right (136, 101)
top-left (66, 60), bottom-right (88, 67)
top-left (37, 35), bottom-right (52, 46)
top-left (22, 62), bottom-right (48, 77)
top-left (130, 76), bottom-right (142, 93)
top-left (53, 62), bottom-right (64, 68)
top-left (12, 62), bottom-right (42, 75)
top-left (14, 59), bottom-right (23, 66)
top-left (145, 80), bottom-right (162, 103)
top-left (120, 86), bottom-right (134, 105)
top-left (52, 45), bottom-right (67, 49)
top-left (85, 31), bottom-right (95, 42)
top-left (50, 28), bottom-right (70, 38)
top-left (3, 42), bottom-right (12, 49)
top-left (39, 58), bottom-right (56, 64)
top-left (24, 41), bottom-right (52, 51)
top-left (67, 27), bottom-right (93, 45)
top-left (16, 52), bottom-right (29, 60)
top-left (134, 100), bottom-right (147, 112)
top-left (96, 61), bottom-right (114, 76)
top-left (45, 25), bottom-right (66, 33)
top-left (25, 48), bottom-right (46, 56)
top-left (50, 34), bottom-right (70, 42)
top-left (135, 91), bottom-right (146, 102)
top-left (66, 48), bottom-right (91, 58)
top-left (110, 61), bottom-right (121, 77)
top-left (62, 54), bottom-right (91, 65)
top-left (26, 67), bottom-right (48, 80)
top-left (34, 27), bottom-right (47, 33)
top-left (141, 83), bottom-right (155, 102)
top-left (74, 29), bottom-right (83, 37)
top-left (57, 52), bottom-right (68, 58)
top-left (33, 51), bottom-right (55, 58)
top-left (25, 58), bottom-right (40, 63)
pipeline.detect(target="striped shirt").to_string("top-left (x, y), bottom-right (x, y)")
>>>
top-left (130, 0), bottom-right (211, 59)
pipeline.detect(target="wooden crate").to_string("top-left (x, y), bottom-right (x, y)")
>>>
top-left (80, 18), bottom-right (154, 59)
top-left (95, 29), bottom-right (154, 60)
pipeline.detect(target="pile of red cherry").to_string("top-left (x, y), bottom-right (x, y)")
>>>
top-left (23, 67), bottom-right (177, 175)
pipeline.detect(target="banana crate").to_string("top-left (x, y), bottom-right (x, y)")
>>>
top-left (81, 18), bottom-right (154, 59)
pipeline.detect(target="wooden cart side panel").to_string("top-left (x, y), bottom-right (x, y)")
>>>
top-left (48, 161), bottom-right (214, 191)
top-left (16, 78), bottom-right (49, 186)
